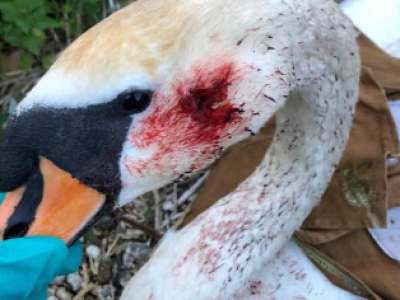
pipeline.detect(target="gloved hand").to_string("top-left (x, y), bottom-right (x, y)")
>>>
top-left (0, 193), bottom-right (83, 300)
top-left (0, 192), bottom-right (5, 204)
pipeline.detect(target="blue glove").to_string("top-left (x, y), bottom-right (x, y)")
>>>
top-left (0, 192), bottom-right (5, 205)
top-left (0, 193), bottom-right (83, 300)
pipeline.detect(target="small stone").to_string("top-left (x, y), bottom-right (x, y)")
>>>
top-left (91, 286), bottom-right (102, 296)
top-left (112, 261), bottom-right (119, 281)
top-left (66, 273), bottom-right (83, 292)
top-left (115, 270), bottom-right (134, 288)
top-left (47, 287), bottom-right (57, 297)
top-left (55, 287), bottom-right (72, 300)
top-left (123, 242), bottom-right (150, 267)
top-left (51, 276), bottom-right (66, 285)
top-left (120, 229), bottom-right (144, 240)
top-left (47, 296), bottom-right (59, 300)
top-left (94, 215), bottom-right (114, 231)
top-left (116, 221), bottom-right (128, 234)
top-left (162, 201), bottom-right (175, 211)
top-left (98, 284), bottom-right (116, 300)
top-left (86, 245), bottom-right (101, 259)
top-left (122, 250), bottom-right (135, 267)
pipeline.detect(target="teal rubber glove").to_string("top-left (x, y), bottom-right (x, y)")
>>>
top-left (0, 192), bottom-right (5, 205)
top-left (0, 193), bottom-right (83, 300)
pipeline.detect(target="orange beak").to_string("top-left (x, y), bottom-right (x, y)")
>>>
top-left (0, 157), bottom-right (109, 245)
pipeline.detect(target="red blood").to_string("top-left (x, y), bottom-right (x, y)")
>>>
top-left (178, 64), bottom-right (240, 126)
top-left (127, 60), bottom-right (248, 175)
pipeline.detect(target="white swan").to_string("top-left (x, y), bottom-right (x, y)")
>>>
top-left (0, 0), bottom-right (362, 298)
top-left (120, 0), bottom-right (362, 299)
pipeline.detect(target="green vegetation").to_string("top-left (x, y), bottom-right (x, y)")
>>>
top-left (0, 0), bottom-right (60, 70)
top-left (0, 0), bottom-right (130, 137)
top-left (0, 0), bottom-right (123, 71)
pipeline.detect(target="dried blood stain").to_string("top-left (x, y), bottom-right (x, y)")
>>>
top-left (127, 60), bottom-right (248, 175)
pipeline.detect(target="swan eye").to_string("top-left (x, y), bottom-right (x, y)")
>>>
top-left (118, 90), bottom-right (152, 114)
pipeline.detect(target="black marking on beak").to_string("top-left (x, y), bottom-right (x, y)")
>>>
top-left (3, 168), bottom-right (43, 240)
top-left (68, 197), bottom-right (115, 246)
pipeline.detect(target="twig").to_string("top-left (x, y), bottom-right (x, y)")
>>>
top-left (82, 263), bottom-right (90, 285)
top-left (103, 0), bottom-right (107, 19)
top-left (74, 262), bottom-right (95, 300)
top-left (108, 0), bottom-right (120, 11)
top-left (73, 283), bottom-right (95, 300)
top-left (161, 212), bottom-right (184, 228)
top-left (21, 76), bottom-right (39, 94)
top-left (177, 171), bottom-right (210, 205)
top-left (63, 9), bottom-right (71, 45)
top-left (0, 71), bottom-right (43, 88)
top-left (172, 183), bottom-right (178, 213)
top-left (153, 190), bottom-right (162, 231)
top-left (5, 70), bottom-right (24, 76)
top-left (105, 235), bottom-right (120, 258)
top-left (49, 28), bottom-right (63, 51)
top-left (76, 0), bottom-right (85, 36)
top-left (121, 215), bottom-right (161, 239)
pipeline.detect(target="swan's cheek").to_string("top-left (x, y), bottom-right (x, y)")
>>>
top-left (124, 62), bottom-right (251, 179)
top-left (123, 113), bottom-right (249, 180)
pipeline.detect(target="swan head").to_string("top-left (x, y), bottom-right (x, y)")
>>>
top-left (0, 0), bottom-right (286, 243)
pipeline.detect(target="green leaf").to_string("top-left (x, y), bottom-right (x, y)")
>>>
top-left (0, 23), bottom-right (14, 36)
top-left (0, 2), bottom-right (21, 22)
top-left (34, 17), bottom-right (60, 29)
top-left (31, 28), bottom-right (45, 39)
top-left (15, 0), bottom-right (44, 12)
top-left (2, 27), bottom-right (25, 47)
top-left (87, 0), bottom-right (103, 5)
top-left (20, 52), bottom-right (34, 70)
top-left (0, 2), bottom-right (18, 15)
top-left (68, 18), bottom-right (80, 37)
top-left (21, 35), bottom-right (43, 55)
top-left (14, 18), bottom-right (32, 34)
top-left (62, 3), bottom-right (72, 14)
top-left (84, 229), bottom-right (97, 242)
top-left (42, 53), bottom-right (56, 69)
top-left (38, 0), bottom-right (54, 14)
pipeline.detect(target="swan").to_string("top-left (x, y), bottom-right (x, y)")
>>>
top-left (0, 0), bottom-right (362, 298)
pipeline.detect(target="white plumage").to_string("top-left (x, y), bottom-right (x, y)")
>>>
top-left (11, 0), bottom-right (363, 298)
top-left (117, 0), bottom-right (362, 299)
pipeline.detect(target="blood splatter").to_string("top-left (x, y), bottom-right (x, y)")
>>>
top-left (177, 64), bottom-right (241, 127)
top-left (127, 59), bottom-right (249, 176)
